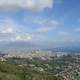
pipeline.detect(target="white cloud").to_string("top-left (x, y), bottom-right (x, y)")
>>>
top-left (0, 17), bottom-right (59, 42)
top-left (1, 27), bottom-right (14, 33)
top-left (36, 19), bottom-right (59, 32)
top-left (58, 31), bottom-right (73, 42)
top-left (58, 31), bottom-right (80, 42)
top-left (0, 0), bottom-right (54, 11)
top-left (0, 18), bottom-right (17, 33)
top-left (58, 31), bottom-right (68, 36)
top-left (37, 27), bottom-right (53, 33)
top-left (15, 33), bottom-right (32, 41)
top-left (34, 18), bottom-right (59, 25)
top-left (45, 19), bottom-right (59, 27)
top-left (0, 18), bottom-right (33, 42)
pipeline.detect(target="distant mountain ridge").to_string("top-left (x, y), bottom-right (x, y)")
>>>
top-left (45, 47), bottom-right (80, 53)
top-left (0, 41), bottom-right (80, 53)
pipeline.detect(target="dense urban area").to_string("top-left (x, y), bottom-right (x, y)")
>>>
top-left (0, 50), bottom-right (80, 80)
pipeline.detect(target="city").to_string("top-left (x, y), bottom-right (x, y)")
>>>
top-left (0, 50), bottom-right (80, 80)
top-left (0, 0), bottom-right (79, 80)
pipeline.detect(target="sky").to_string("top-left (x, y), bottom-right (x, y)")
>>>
top-left (0, 0), bottom-right (80, 48)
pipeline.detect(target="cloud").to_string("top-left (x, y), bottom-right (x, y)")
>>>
top-left (58, 31), bottom-right (80, 42)
top-left (0, 18), bottom-right (17, 33)
top-left (36, 19), bottom-right (59, 33)
top-left (0, 17), bottom-right (59, 44)
top-left (37, 27), bottom-right (53, 33)
top-left (0, 33), bottom-right (15, 42)
top-left (0, 18), bottom-right (33, 42)
top-left (58, 31), bottom-right (73, 42)
top-left (1, 27), bottom-right (14, 33)
top-left (15, 33), bottom-right (32, 41)
top-left (58, 31), bottom-right (68, 36)
top-left (0, 0), bottom-right (54, 11)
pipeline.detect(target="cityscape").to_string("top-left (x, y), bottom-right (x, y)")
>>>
top-left (0, 0), bottom-right (80, 80)
top-left (0, 50), bottom-right (80, 80)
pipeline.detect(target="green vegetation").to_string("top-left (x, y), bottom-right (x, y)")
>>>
top-left (0, 54), bottom-right (80, 80)
top-left (0, 61), bottom-right (62, 80)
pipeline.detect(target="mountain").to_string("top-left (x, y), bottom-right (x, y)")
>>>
top-left (46, 46), bottom-right (80, 53)
top-left (0, 41), bottom-right (80, 53)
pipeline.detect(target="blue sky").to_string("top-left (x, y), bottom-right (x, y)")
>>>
top-left (0, 0), bottom-right (80, 48)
